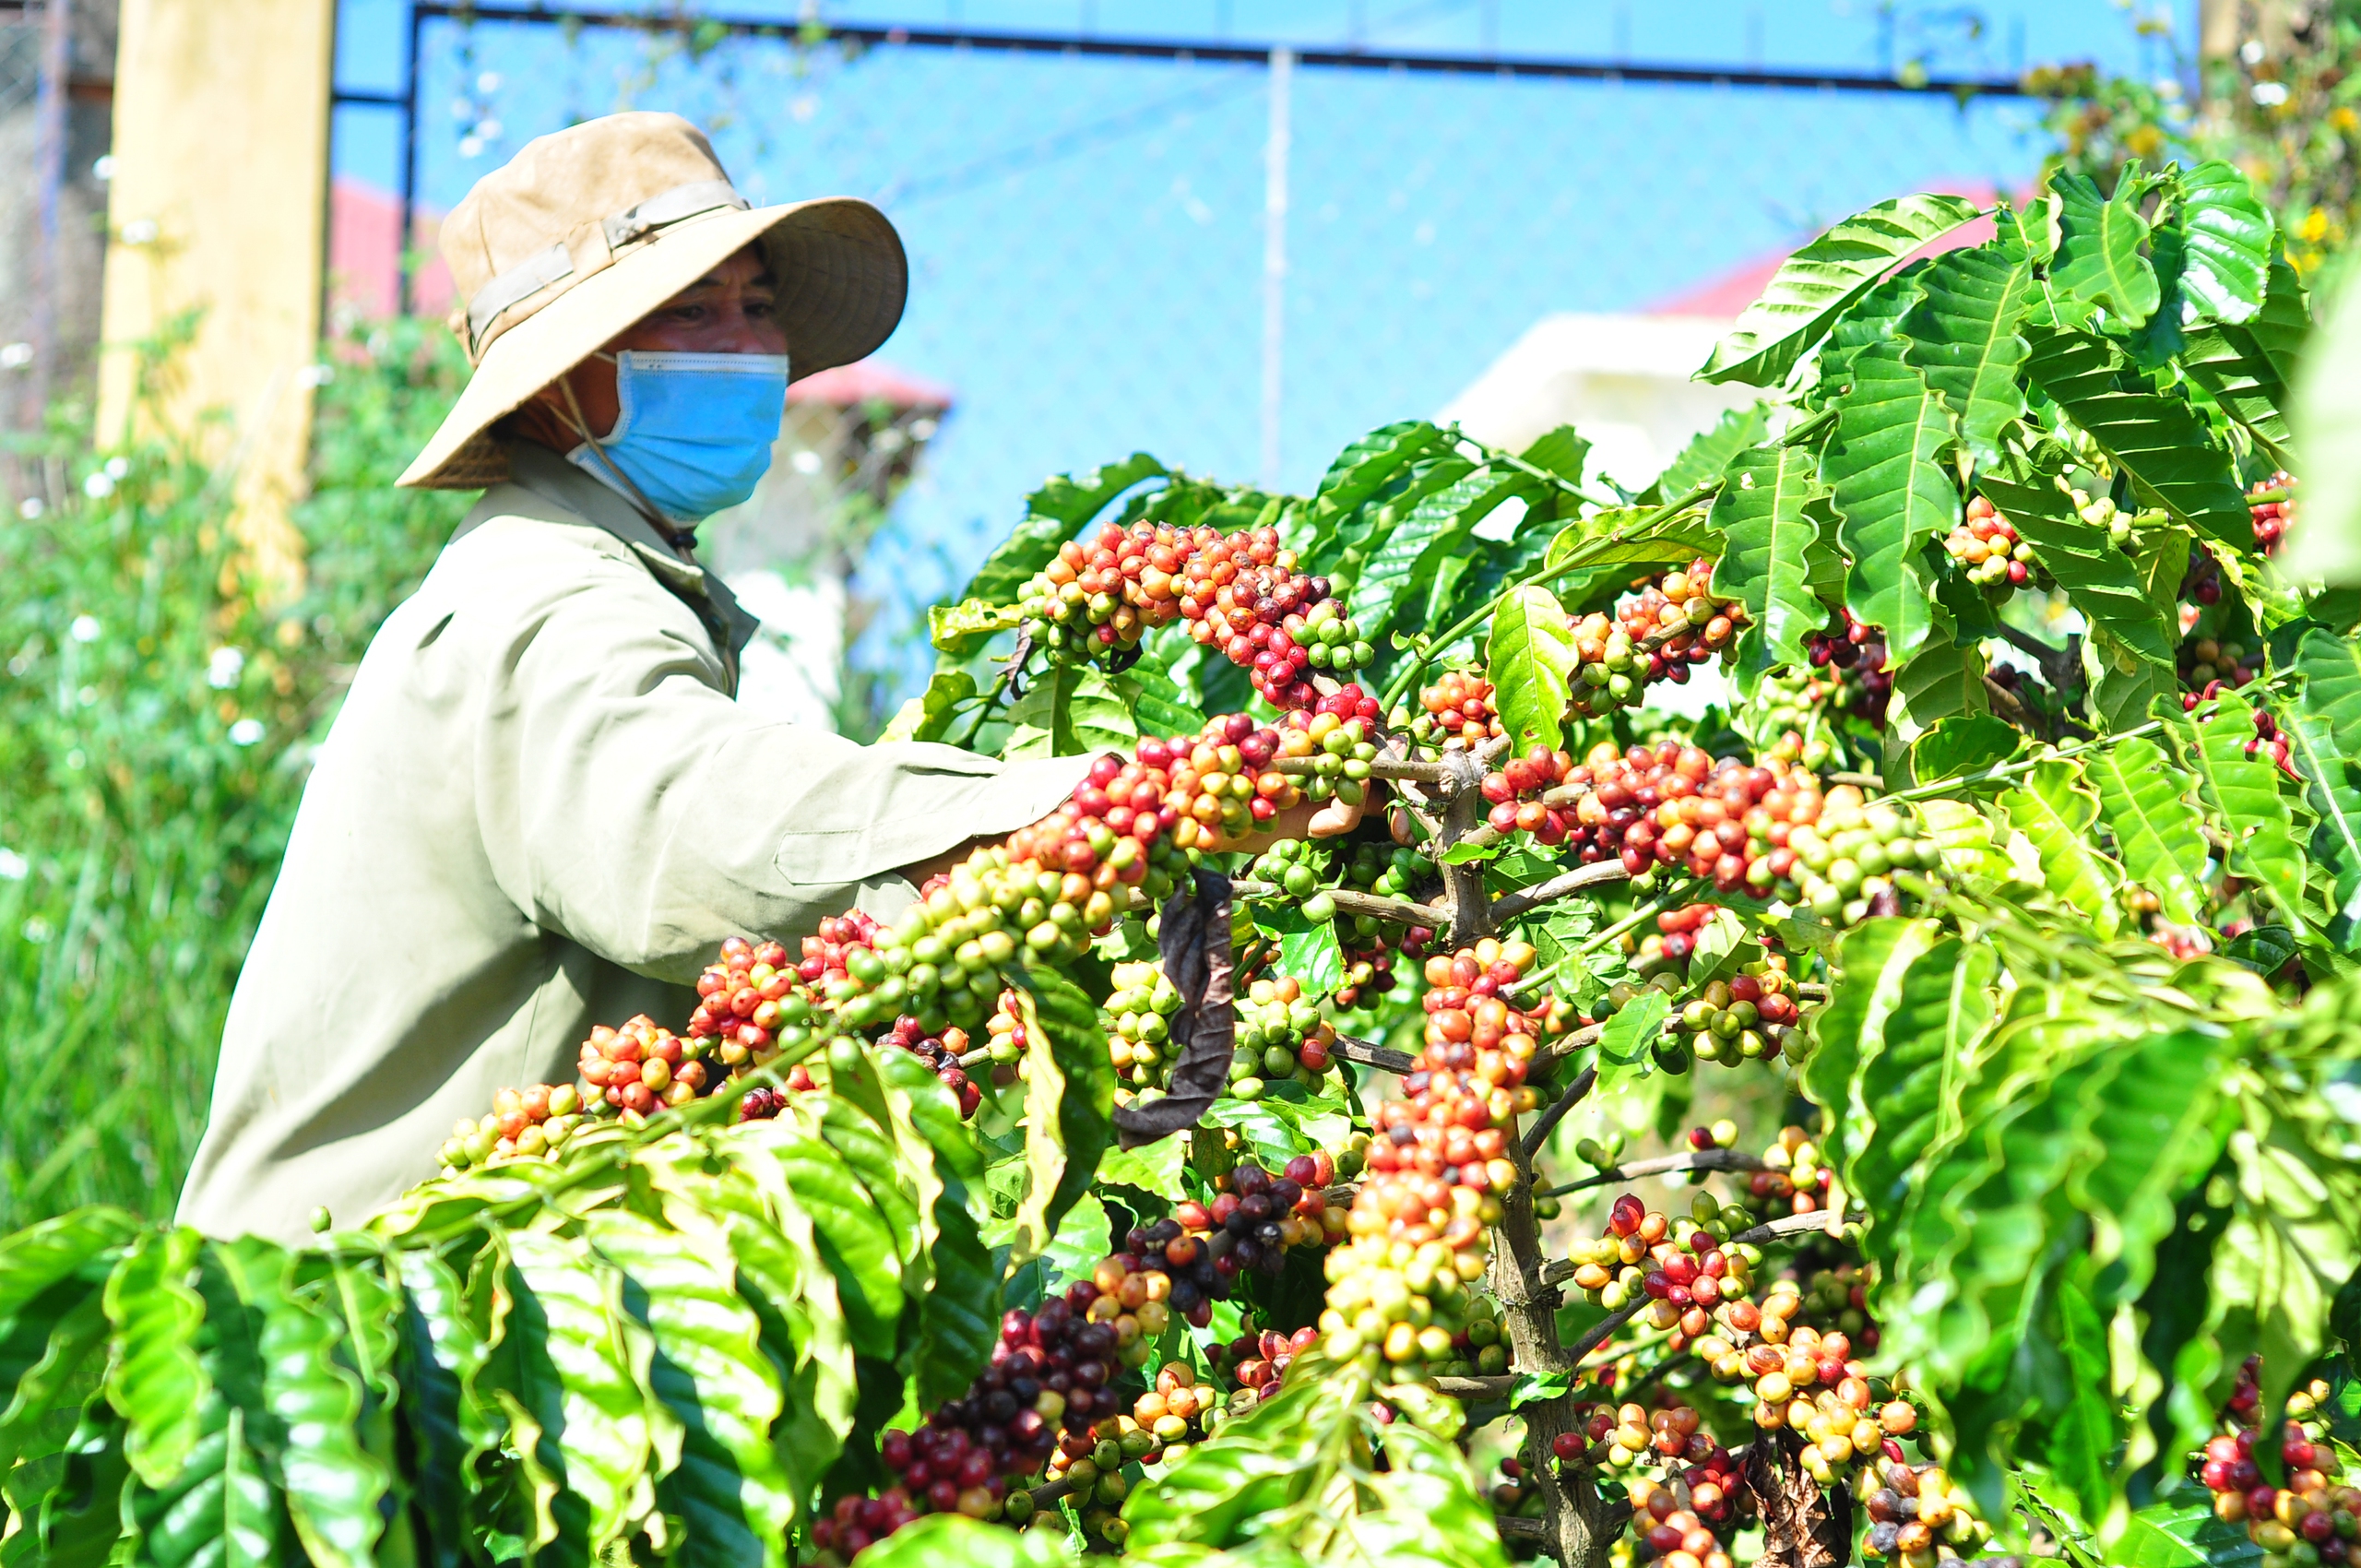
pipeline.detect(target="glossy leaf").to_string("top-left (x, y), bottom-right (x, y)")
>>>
top-left (2290, 627), bottom-right (2361, 943)
top-left (392, 1248), bottom-right (482, 1568)
top-left (102, 1226), bottom-right (208, 1488)
top-left (1821, 343), bottom-right (1956, 664)
top-left (742, 1124), bottom-right (903, 1360)
top-left (878, 669), bottom-right (977, 745)
top-left (2165, 694), bottom-right (2312, 931)
top-left (1484, 587), bottom-right (1578, 755)
top-left (590, 1211), bottom-right (797, 1568)
top-left (2180, 320), bottom-right (2297, 471)
top-left (856, 1512), bottom-right (1077, 1568)
top-left (1003, 663), bottom-right (1137, 761)
top-left (1899, 217), bottom-right (2032, 456)
top-left (1644, 401), bottom-right (1769, 503)
top-left (2086, 736), bottom-right (2211, 924)
top-left (2023, 325), bottom-right (2254, 548)
top-left (1307, 422), bottom-right (1445, 530)
top-left (129, 1405), bottom-right (279, 1568)
top-left (2176, 160), bottom-right (2276, 327)
top-left (1701, 192), bottom-right (1984, 386)
top-left (2049, 169), bottom-right (2161, 328)
top-left (909, 1186), bottom-right (1000, 1412)
top-left (2002, 760), bottom-right (2123, 934)
top-left (1708, 441), bottom-right (1826, 676)
top-left (1349, 467), bottom-right (1537, 649)
top-left (1006, 965), bottom-right (1117, 1263)
top-left (240, 1241), bottom-right (387, 1568)
top-left (497, 1227), bottom-right (658, 1554)
top-left (1980, 424), bottom-right (2178, 667)
top-left (1593, 990), bottom-right (1670, 1096)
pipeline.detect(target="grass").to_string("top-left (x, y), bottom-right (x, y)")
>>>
top-left (0, 317), bottom-right (469, 1230)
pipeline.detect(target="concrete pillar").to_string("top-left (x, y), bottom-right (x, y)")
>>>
top-left (96, 0), bottom-right (334, 599)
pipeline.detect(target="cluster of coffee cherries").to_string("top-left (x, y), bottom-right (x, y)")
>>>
top-left (2249, 472), bottom-right (2297, 555)
top-left (876, 1015), bottom-right (983, 1116)
top-left (1774, 790), bottom-right (1949, 924)
top-left (688, 937), bottom-right (820, 1073)
top-left (2178, 633), bottom-right (2262, 703)
top-left (1621, 1463), bottom-right (1747, 1568)
top-left (1409, 669), bottom-right (1501, 749)
top-left (579, 1015), bottom-right (718, 1116)
top-left (1228, 975), bottom-right (1341, 1100)
top-left (2200, 1364), bottom-right (2358, 1565)
top-left (1208, 1325), bottom-right (1323, 1412)
top-left (1805, 612), bottom-right (1894, 730)
top-left (2183, 549), bottom-right (2231, 609)
top-left (1126, 1360), bottom-right (1217, 1462)
top-left (1498, 741), bottom-right (1797, 896)
top-left (438, 1081), bottom-right (590, 1170)
top-left (1172, 1156), bottom-right (1350, 1285)
top-left (1572, 558), bottom-right (1746, 719)
top-left (1857, 1456), bottom-right (1997, 1564)
top-left (1741, 1126), bottom-right (1839, 1221)
top-left (1689, 1277), bottom-right (1896, 1479)
top-left (1673, 961), bottom-right (1800, 1067)
top-left (1101, 960), bottom-right (1184, 1097)
top-left (831, 742), bottom-right (1222, 1032)
top-left (1014, 521), bottom-right (1374, 706)
top-left (2070, 486), bottom-right (2135, 552)
top-left (1623, 902), bottom-right (1723, 985)
top-left (1480, 745), bottom-right (1581, 844)
top-left (1565, 1193), bottom-right (1759, 1330)
top-left (1749, 666), bottom-right (1848, 774)
top-left (1319, 940), bottom-right (1542, 1375)
top-left (1946, 495), bottom-right (2038, 589)
top-left (1175, 527), bottom-right (1373, 708)
top-left (2244, 705), bottom-right (2303, 781)
top-left (811, 1277), bottom-right (1153, 1562)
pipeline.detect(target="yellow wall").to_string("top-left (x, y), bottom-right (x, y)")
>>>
top-left (97, 0), bottom-right (336, 599)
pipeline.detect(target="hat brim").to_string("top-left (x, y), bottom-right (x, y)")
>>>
top-left (397, 196), bottom-right (908, 490)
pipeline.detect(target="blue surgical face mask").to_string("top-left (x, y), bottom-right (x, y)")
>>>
top-left (566, 350), bottom-right (789, 524)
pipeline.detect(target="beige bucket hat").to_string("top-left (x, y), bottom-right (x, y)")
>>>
top-left (397, 111), bottom-right (907, 490)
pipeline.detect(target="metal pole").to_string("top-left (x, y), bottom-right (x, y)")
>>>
top-left (398, 0), bottom-right (424, 315)
top-left (1259, 45), bottom-right (1290, 492)
top-left (27, 0), bottom-right (70, 427)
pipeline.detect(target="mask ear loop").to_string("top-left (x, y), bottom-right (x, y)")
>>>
top-left (553, 365), bottom-right (701, 555)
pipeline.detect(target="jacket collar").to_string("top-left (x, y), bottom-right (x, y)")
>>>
top-left (500, 440), bottom-right (762, 659)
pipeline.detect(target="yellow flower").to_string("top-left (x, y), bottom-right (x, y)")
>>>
top-left (2300, 207), bottom-right (2331, 243)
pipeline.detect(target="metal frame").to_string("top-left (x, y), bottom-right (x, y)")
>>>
top-left (331, 1), bottom-right (2032, 316)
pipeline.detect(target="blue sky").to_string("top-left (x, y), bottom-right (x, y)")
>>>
top-left (328, 1), bottom-right (2193, 701)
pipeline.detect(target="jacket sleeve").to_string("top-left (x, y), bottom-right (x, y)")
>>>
top-left (457, 523), bottom-right (1096, 979)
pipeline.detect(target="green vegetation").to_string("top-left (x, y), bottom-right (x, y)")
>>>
top-left (0, 318), bottom-right (468, 1229)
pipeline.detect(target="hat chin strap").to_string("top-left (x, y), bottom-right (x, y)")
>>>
top-left (553, 371), bottom-right (702, 556)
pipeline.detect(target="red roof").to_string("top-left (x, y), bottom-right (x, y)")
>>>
top-left (1647, 180), bottom-right (2018, 317)
top-left (788, 359), bottom-right (956, 410)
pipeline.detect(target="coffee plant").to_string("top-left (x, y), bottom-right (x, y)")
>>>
top-left (6, 164), bottom-right (2361, 1568)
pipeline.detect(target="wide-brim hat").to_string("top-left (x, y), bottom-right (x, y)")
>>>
top-left (397, 111), bottom-right (906, 490)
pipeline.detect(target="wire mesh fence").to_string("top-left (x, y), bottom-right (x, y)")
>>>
top-left (333, 10), bottom-right (2060, 731)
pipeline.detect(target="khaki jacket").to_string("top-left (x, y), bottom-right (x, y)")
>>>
top-left (178, 446), bottom-right (1089, 1242)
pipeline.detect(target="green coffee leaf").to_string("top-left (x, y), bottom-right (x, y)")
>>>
top-left (1709, 442), bottom-right (1826, 676)
top-left (1485, 586), bottom-right (1578, 755)
top-left (2165, 694), bottom-right (2312, 932)
top-left (2002, 760), bottom-right (2123, 935)
top-left (1594, 989), bottom-right (1670, 1096)
top-left (1701, 192), bottom-right (1984, 386)
top-left (1980, 424), bottom-right (2178, 668)
top-left (2176, 160), bottom-right (2276, 327)
top-left (2086, 736), bottom-right (2211, 925)
top-left (2049, 169), bottom-right (2161, 328)
top-left (1821, 344), bottom-right (1957, 665)
top-left (590, 1211), bottom-right (797, 1568)
top-left (1900, 216), bottom-right (2033, 457)
top-left (102, 1226), bottom-right (208, 1488)
top-left (2023, 325), bottom-right (2253, 548)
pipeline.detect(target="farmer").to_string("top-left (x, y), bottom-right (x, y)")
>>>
top-left (174, 113), bottom-right (1115, 1241)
